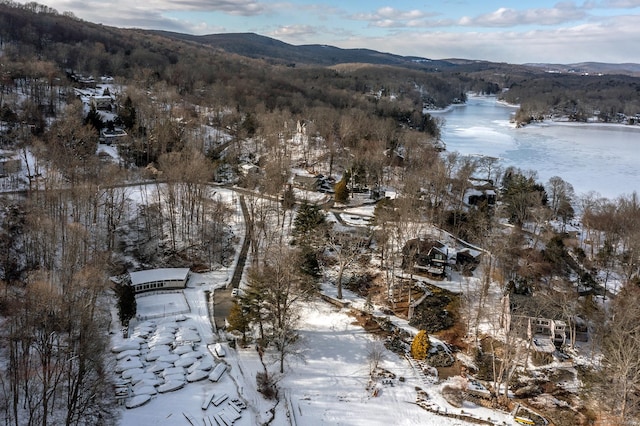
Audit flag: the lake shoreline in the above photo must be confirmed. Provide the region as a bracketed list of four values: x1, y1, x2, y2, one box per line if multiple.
[440, 95, 640, 133]
[433, 95, 640, 198]
[521, 119, 640, 133]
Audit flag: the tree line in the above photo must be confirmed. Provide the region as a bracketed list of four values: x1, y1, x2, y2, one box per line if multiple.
[1, 1, 640, 423]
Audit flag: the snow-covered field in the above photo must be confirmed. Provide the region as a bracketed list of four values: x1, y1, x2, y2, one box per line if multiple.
[275, 299, 512, 426]
[114, 271, 521, 426]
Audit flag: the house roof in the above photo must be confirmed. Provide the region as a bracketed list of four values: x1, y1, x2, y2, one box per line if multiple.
[402, 238, 446, 256]
[100, 128, 127, 137]
[531, 336, 556, 353]
[457, 247, 483, 259]
[129, 268, 190, 286]
[293, 174, 320, 183]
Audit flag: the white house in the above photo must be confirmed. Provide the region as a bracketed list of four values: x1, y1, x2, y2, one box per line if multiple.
[240, 163, 260, 176]
[99, 128, 128, 144]
[127, 268, 190, 294]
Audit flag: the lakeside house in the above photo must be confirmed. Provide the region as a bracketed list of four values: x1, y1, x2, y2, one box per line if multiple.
[402, 238, 450, 277]
[464, 178, 497, 207]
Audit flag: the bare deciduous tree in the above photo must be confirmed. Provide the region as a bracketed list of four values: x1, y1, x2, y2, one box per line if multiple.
[244, 245, 313, 374]
[599, 285, 640, 424]
[327, 229, 370, 300]
[366, 338, 386, 378]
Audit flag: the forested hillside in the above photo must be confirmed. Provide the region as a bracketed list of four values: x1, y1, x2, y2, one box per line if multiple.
[3, 1, 639, 123]
[1, 2, 640, 425]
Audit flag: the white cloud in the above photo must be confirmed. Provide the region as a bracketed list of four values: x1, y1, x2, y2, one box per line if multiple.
[348, 4, 597, 30]
[271, 24, 317, 38]
[371, 19, 397, 28]
[190, 22, 228, 34]
[351, 6, 433, 23]
[604, 0, 640, 7]
[377, 7, 424, 20]
[334, 14, 640, 63]
[459, 4, 587, 27]
[349, 6, 447, 29]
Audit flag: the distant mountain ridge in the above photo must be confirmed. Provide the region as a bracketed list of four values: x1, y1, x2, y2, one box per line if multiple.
[149, 31, 640, 77]
[0, 1, 637, 76]
[525, 62, 640, 76]
[148, 31, 457, 70]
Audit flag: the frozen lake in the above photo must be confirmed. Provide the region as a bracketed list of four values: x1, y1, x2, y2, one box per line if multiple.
[431, 96, 640, 199]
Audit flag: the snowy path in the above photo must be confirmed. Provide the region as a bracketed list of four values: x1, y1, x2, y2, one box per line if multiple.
[183, 284, 215, 346]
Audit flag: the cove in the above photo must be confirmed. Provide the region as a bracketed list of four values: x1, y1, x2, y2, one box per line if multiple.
[431, 96, 640, 199]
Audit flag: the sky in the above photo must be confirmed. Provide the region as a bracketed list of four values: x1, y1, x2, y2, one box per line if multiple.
[17, 0, 640, 64]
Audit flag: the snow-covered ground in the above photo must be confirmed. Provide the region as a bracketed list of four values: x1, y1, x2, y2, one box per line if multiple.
[274, 299, 511, 426]
[115, 270, 522, 426]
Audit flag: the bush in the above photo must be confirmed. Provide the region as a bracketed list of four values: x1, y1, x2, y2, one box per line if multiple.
[410, 330, 430, 360]
[256, 371, 277, 399]
[334, 178, 349, 203]
[442, 385, 464, 408]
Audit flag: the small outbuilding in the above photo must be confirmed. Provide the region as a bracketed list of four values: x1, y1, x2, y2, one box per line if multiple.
[99, 128, 128, 144]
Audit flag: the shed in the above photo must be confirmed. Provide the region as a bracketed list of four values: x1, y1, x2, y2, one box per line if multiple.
[240, 163, 259, 176]
[455, 247, 482, 273]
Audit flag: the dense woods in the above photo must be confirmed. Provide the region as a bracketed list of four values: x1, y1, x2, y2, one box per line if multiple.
[502, 73, 640, 124]
[1, 1, 640, 425]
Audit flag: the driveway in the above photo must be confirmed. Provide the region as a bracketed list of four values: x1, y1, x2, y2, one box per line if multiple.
[213, 195, 250, 331]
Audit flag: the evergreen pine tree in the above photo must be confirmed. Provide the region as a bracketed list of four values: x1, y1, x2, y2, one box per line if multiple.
[114, 283, 137, 327]
[84, 105, 104, 133]
[119, 96, 137, 130]
[293, 201, 326, 243]
[227, 300, 251, 346]
[298, 244, 321, 278]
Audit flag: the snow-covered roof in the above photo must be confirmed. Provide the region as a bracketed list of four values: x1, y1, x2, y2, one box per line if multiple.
[457, 247, 483, 259]
[129, 268, 190, 286]
[465, 188, 484, 197]
[531, 336, 556, 353]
